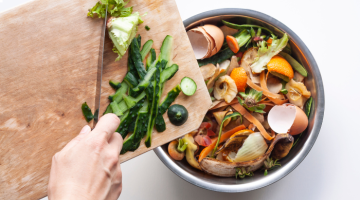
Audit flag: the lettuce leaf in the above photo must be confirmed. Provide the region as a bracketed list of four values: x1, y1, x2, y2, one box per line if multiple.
[250, 33, 289, 73]
[87, 0, 132, 18]
[108, 12, 143, 61]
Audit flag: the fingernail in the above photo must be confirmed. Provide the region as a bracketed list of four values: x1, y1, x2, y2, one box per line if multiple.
[80, 125, 91, 134]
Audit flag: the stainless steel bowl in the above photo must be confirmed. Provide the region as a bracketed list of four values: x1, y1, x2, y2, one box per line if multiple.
[154, 8, 325, 193]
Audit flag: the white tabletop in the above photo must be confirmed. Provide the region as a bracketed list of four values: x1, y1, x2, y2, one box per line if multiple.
[1, 0, 359, 199]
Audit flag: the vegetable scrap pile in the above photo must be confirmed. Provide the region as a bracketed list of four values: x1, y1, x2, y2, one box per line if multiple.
[82, 0, 198, 154]
[167, 20, 313, 178]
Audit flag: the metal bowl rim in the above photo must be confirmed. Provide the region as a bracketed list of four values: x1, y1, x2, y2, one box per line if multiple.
[154, 8, 325, 193]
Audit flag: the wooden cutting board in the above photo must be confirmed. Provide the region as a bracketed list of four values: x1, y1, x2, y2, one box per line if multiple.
[0, 0, 211, 199]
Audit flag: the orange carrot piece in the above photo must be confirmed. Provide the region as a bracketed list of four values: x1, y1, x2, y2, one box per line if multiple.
[267, 38, 273, 45]
[259, 71, 289, 105]
[232, 103, 274, 141]
[226, 35, 240, 53]
[209, 98, 238, 110]
[198, 125, 246, 162]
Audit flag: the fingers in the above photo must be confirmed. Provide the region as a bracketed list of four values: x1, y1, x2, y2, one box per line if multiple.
[108, 132, 123, 155]
[78, 125, 91, 136]
[105, 163, 122, 200]
[91, 114, 120, 141]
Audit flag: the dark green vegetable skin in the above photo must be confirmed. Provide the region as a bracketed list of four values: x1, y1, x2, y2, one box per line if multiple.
[109, 80, 121, 90]
[145, 61, 165, 147]
[116, 97, 146, 139]
[81, 102, 94, 122]
[130, 37, 147, 80]
[155, 84, 181, 132]
[198, 48, 234, 67]
[167, 104, 188, 126]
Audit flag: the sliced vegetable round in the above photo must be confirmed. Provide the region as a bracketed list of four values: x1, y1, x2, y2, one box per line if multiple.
[180, 77, 197, 96]
[167, 104, 188, 126]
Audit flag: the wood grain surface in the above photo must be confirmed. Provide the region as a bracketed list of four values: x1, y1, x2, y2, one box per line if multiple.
[0, 0, 211, 199]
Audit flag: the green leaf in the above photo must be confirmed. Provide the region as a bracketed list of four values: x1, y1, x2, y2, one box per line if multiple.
[212, 112, 242, 157]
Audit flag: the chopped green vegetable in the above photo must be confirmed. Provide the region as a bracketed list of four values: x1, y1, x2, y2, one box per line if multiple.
[87, 0, 132, 18]
[280, 89, 288, 94]
[103, 104, 113, 115]
[155, 84, 181, 132]
[109, 80, 121, 90]
[177, 138, 188, 152]
[250, 33, 289, 73]
[145, 64, 161, 147]
[120, 101, 149, 154]
[212, 112, 242, 156]
[304, 97, 313, 118]
[112, 82, 128, 103]
[222, 20, 274, 35]
[146, 48, 156, 69]
[116, 97, 146, 139]
[145, 25, 150, 31]
[159, 35, 174, 68]
[180, 77, 197, 96]
[232, 29, 251, 49]
[110, 101, 123, 116]
[197, 48, 234, 67]
[140, 39, 153, 61]
[279, 52, 308, 77]
[123, 72, 139, 88]
[160, 64, 178, 84]
[81, 102, 94, 122]
[132, 67, 157, 92]
[123, 92, 146, 108]
[130, 37, 147, 79]
[107, 12, 143, 61]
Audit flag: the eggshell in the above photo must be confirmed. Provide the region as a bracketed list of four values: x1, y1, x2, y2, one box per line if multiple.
[290, 106, 308, 135]
[194, 27, 214, 58]
[187, 29, 209, 59]
[268, 104, 308, 135]
[220, 25, 239, 36]
[202, 25, 224, 53]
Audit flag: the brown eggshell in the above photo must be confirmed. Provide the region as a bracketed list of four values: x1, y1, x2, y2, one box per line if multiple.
[199, 27, 217, 57]
[202, 25, 224, 53]
[289, 106, 308, 135]
[187, 28, 210, 59]
[194, 27, 213, 58]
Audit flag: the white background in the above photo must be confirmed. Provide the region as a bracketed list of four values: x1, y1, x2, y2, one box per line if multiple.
[1, 0, 360, 199]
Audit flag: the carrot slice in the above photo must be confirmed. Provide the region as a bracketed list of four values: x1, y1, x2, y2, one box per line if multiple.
[267, 38, 273, 45]
[198, 125, 246, 162]
[259, 71, 289, 105]
[247, 79, 283, 99]
[232, 103, 274, 141]
[226, 35, 240, 53]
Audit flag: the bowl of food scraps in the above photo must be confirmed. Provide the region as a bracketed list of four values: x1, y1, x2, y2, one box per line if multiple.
[154, 8, 325, 193]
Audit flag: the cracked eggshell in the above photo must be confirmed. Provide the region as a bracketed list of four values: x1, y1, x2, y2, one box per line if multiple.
[187, 28, 210, 59]
[202, 25, 224, 53]
[268, 104, 308, 135]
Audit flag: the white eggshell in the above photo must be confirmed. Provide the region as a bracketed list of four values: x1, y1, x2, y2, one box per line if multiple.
[268, 104, 297, 134]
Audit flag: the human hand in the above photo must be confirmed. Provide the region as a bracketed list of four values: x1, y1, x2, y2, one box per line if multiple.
[48, 114, 123, 200]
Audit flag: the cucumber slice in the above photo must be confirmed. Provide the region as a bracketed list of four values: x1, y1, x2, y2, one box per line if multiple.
[180, 77, 197, 96]
[140, 39, 153, 61]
